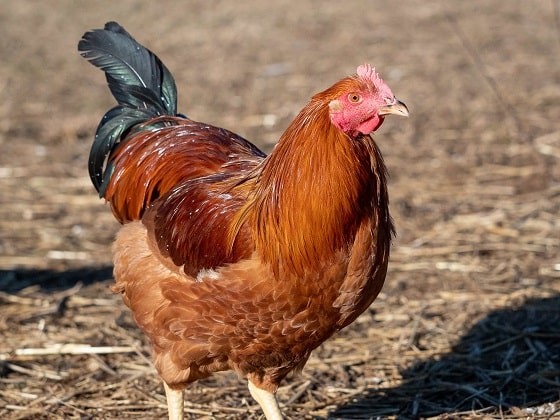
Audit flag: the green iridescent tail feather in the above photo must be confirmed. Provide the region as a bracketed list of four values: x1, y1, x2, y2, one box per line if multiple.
[78, 21, 179, 196]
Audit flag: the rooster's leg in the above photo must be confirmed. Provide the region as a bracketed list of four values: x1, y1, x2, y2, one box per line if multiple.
[163, 382, 184, 420]
[248, 380, 283, 420]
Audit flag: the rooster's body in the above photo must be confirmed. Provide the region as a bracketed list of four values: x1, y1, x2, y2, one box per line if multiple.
[79, 22, 408, 419]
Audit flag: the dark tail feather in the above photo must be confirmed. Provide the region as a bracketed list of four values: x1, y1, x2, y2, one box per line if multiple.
[78, 21, 179, 195]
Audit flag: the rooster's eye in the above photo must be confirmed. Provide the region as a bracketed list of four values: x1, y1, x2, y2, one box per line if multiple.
[348, 93, 362, 104]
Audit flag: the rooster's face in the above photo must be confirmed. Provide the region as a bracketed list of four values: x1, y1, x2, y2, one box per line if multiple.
[328, 64, 408, 137]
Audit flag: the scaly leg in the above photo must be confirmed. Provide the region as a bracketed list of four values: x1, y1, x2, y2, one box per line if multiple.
[248, 380, 283, 420]
[163, 382, 184, 420]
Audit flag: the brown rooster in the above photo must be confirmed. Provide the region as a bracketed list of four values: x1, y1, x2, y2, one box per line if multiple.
[79, 22, 408, 420]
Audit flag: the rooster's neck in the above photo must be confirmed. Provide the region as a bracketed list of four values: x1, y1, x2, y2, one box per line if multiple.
[249, 100, 393, 277]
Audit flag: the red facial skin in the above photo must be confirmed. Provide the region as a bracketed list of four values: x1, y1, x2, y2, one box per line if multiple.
[329, 64, 397, 138]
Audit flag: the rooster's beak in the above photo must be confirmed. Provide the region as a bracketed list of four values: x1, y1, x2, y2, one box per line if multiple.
[378, 98, 409, 117]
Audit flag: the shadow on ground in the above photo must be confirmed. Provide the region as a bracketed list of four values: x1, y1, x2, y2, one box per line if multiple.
[0, 266, 113, 293]
[331, 296, 560, 419]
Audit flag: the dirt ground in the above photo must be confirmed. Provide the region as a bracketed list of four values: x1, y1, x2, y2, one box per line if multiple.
[1, 1, 559, 419]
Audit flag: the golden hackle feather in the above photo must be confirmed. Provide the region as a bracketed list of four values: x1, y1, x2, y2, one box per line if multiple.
[231, 76, 394, 277]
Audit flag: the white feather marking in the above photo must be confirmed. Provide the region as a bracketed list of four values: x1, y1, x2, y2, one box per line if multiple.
[196, 268, 221, 282]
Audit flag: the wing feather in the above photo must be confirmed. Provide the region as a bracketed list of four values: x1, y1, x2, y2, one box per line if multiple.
[104, 117, 265, 222]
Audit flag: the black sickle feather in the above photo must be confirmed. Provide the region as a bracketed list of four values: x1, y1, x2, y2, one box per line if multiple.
[78, 21, 179, 195]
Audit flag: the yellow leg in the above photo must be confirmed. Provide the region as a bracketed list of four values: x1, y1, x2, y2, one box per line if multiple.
[248, 380, 283, 420]
[163, 382, 184, 420]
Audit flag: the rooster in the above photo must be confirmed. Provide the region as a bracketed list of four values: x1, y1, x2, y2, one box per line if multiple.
[79, 22, 408, 420]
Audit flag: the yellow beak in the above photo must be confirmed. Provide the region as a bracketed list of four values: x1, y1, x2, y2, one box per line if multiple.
[378, 98, 409, 117]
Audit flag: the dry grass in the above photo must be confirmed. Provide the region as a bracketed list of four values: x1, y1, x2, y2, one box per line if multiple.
[1, 1, 559, 418]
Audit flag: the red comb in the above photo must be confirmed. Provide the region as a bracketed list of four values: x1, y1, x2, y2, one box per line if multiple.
[357, 64, 383, 86]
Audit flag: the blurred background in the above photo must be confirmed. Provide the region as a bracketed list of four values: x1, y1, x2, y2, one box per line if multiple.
[1, 1, 559, 418]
